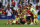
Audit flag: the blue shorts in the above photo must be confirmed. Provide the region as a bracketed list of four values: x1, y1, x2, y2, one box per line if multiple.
[7, 16, 11, 19]
[11, 14, 15, 19]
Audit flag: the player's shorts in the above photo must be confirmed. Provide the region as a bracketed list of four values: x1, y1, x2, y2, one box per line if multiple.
[20, 18, 25, 24]
[31, 15, 34, 20]
[26, 16, 31, 20]
[11, 14, 15, 19]
[7, 16, 11, 19]
[12, 20, 16, 23]
[12, 20, 18, 24]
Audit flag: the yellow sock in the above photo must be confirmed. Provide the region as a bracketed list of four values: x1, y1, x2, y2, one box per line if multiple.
[36, 19, 38, 23]
[34, 19, 36, 23]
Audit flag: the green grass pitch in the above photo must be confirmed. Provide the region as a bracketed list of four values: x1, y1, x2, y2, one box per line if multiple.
[0, 19, 40, 27]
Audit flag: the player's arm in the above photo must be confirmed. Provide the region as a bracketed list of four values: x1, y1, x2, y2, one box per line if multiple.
[10, 9, 13, 14]
[11, 11, 13, 14]
[6, 10, 8, 14]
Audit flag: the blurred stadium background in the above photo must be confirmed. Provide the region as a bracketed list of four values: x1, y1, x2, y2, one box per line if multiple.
[0, 0, 40, 19]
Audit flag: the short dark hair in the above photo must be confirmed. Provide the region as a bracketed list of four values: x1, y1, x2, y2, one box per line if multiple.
[29, 5, 31, 7]
[29, 3, 32, 7]
[30, 4, 32, 6]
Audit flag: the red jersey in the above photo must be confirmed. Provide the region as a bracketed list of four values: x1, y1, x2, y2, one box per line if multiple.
[27, 10, 33, 15]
